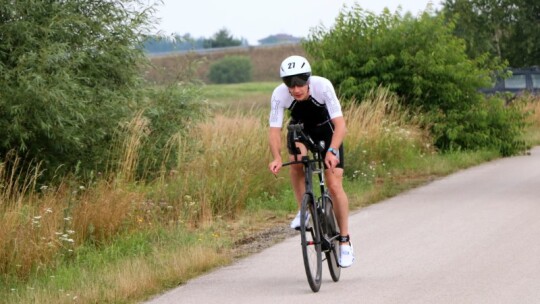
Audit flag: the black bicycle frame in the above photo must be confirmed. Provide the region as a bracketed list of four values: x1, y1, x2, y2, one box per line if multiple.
[282, 123, 327, 202]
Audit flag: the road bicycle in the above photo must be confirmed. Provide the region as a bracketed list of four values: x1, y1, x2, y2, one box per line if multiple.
[282, 123, 341, 292]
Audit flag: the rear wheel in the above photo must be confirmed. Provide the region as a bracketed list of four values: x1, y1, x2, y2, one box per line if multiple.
[323, 194, 341, 282]
[300, 193, 322, 292]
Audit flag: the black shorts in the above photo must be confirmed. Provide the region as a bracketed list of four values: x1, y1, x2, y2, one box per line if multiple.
[286, 122, 344, 169]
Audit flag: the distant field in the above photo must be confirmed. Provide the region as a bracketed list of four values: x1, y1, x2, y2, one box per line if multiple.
[203, 82, 279, 113]
[145, 43, 306, 85]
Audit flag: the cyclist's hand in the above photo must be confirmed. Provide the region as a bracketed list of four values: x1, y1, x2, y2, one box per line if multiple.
[325, 153, 339, 172]
[269, 159, 282, 175]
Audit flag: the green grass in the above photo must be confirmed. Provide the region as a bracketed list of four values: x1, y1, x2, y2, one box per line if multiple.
[203, 81, 279, 112]
[203, 82, 279, 98]
[246, 188, 298, 213]
[3, 226, 231, 304]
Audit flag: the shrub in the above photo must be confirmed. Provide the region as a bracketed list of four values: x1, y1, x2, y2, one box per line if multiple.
[127, 84, 208, 179]
[0, 1, 208, 183]
[303, 5, 526, 155]
[208, 56, 252, 84]
[344, 87, 433, 181]
[0, 1, 154, 180]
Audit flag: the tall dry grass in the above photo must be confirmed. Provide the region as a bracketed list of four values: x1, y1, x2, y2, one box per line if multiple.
[0, 111, 152, 282]
[521, 96, 540, 126]
[521, 96, 540, 145]
[149, 111, 279, 225]
[0, 154, 64, 280]
[344, 87, 433, 181]
[116, 110, 151, 183]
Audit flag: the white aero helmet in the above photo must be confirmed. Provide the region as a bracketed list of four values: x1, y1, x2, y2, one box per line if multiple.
[280, 55, 311, 78]
[279, 55, 311, 87]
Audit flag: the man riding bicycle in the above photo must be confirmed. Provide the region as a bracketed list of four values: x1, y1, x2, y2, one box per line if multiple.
[268, 55, 355, 268]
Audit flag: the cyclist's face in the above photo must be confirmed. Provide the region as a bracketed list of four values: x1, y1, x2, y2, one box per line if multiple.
[288, 84, 309, 101]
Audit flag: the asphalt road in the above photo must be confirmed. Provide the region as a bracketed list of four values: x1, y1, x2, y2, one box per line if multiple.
[145, 146, 540, 304]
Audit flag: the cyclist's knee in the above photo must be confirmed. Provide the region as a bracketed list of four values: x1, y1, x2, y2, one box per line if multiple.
[327, 180, 344, 194]
[289, 163, 304, 176]
[325, 173, 344, 193]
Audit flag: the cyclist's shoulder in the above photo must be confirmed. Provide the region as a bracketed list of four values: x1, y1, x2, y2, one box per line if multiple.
[309, 75, 333, 87]
[271, 84, 293, 104]
[308, 76, 337, 101]
[308, 76, 336, 95]
[272, 83, 289, 96]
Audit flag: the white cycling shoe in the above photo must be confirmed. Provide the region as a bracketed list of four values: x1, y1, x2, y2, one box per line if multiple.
[339, 242, 355, 268]
[290, 211, 310, 230]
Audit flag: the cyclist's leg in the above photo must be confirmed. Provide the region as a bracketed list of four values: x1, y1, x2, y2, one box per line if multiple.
[325, 167, 355, 267]
[289, 142, 308, 208]
[286, 128, 308, 208]
[312, 126, 350, 240]
[324, 167, 349, 239]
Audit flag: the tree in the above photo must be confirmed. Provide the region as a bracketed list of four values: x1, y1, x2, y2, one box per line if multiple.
[0, 0, 158, 178]
[203, 28, 244, 48]
[258, 34, 302, 45]
[504, 0, 540, 67]
[143, 33, 206, 53]
[207, 56, 252, 84]
[303, 5, 526, 155]
[442, 0, 540, 67]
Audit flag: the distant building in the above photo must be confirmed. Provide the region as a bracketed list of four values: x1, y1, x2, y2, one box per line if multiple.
[258, 34, 303, 45]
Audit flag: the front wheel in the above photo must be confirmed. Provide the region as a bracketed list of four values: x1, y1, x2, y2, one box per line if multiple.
[300, 193, 322, 292]
[323, 194, 341, 282]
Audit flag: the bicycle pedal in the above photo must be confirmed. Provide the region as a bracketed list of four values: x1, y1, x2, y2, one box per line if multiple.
[321, 242, 331, 251]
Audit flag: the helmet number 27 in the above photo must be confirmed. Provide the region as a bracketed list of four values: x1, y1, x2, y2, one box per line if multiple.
[288, 62, 306, 69]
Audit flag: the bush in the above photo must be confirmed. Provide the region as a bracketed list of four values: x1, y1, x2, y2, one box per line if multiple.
[0, 1, 208, 182]
[429, 96, 527, 156]
[207, 56, 252, 84]
[0, 1, 153, 180]
[128, 85, 208, 179]
[303, 5, 526, 155]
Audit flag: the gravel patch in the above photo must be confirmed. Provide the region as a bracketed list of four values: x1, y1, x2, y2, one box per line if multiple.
[232, 224, 298, 259]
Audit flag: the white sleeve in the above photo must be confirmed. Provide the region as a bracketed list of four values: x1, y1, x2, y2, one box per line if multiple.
[269, 92, 284, 128]
[323, 79, 342, 119]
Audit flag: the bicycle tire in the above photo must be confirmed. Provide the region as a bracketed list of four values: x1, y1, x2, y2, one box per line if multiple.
[300, 193, 322, 292]
[323, 194, 341, 282]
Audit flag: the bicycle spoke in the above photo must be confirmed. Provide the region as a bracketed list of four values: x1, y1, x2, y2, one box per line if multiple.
[323, 194, 341, 282]
[301, 193, 322, 292]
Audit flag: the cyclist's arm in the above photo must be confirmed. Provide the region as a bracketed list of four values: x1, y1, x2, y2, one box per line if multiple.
[329, 116, 347, 150]
[320, 78, 346, 150]
[269, 127, 283, 174]
[325, 116, 347, 170]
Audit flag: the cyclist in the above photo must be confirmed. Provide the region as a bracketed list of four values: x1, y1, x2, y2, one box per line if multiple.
[268, 55, 354, 268]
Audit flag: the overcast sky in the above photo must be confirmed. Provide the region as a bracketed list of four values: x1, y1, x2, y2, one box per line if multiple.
[154, 0, 441, 45]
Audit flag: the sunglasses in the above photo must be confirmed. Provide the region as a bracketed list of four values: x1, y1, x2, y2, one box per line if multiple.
[282, 74, 310, 88]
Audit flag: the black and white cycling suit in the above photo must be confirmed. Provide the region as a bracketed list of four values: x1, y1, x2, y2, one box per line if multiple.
[269, 76, 345, 168]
